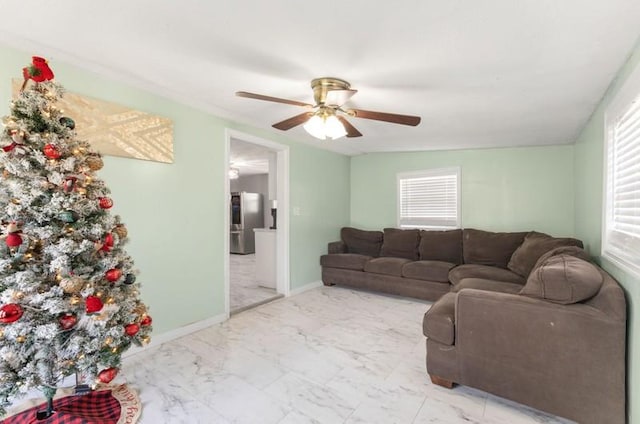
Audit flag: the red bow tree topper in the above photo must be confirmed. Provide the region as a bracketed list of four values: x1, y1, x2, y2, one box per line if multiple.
[22, 56, 54, 83]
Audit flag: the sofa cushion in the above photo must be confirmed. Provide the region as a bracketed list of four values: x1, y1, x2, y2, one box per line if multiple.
[463, 229, 528, 269]
[364, 257, 412, 276]
[423, 292, 456, 345]
[320, 254, 372, 271]
[452, 278, 523, 294]
[508, 231, 584, 277]
[419, 229, 463, 264]
[520, 254, 603, 304]
[402, 260, 455, 283]
[341, 227, 384, 257]
[328, 240, 346, 254]
[449, 264, 525, 286]
[380, 228, 420, 260]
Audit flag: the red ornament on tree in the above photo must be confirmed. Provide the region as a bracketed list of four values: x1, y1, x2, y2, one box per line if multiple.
[4, 221, 23, 248]
[43, 144, 61, 159]
[97, 367, 118, 384]
[5, 233, 22, 248]
[100, 233, 114, 252]
[99, 197, 113, 209]
[0, 304, 23, 323]
[85, 295, 103, 313]
[140, 315, 152, 326]
[124, 323, 140, 336]
[58, 313, 77, 330]
[4, 229, 22, 247]
[105, 268, 122, 282]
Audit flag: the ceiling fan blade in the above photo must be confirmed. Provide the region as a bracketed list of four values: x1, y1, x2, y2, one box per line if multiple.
[337, 116, 362, 138]
[236, 91, 313, 108]
[325, 89, 358, 106]
[347, 108, 421, 126]
[272, 112, 313, 131]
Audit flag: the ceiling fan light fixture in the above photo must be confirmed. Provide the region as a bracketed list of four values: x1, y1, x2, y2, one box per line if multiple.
[237, 76, 420, 140]
[303, 115, 325, 139]
[325, 115, 347, 139]
[303, 113, 347, 140]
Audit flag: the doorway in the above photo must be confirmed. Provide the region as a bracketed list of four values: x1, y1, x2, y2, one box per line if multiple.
[224, 129, 290, 316]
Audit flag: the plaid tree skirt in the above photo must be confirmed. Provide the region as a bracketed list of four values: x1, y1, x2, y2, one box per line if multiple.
[2, 385, 141, 424]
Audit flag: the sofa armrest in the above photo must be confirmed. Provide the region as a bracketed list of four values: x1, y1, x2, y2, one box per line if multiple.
[328, 240, 346, 254]
[455, 289, 625, 343]
[453, 289, 625, 424]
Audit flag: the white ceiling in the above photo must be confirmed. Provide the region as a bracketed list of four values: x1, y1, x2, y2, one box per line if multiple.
[1, 1, 639, 156]
[230, 138, 271, 176]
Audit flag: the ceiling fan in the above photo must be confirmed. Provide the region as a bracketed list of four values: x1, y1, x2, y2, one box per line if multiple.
[236, 77, 421, 140]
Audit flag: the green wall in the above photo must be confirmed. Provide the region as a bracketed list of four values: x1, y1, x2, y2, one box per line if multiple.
[351, 145, 575, 236]
[0, 45, 351, 334]
[574, 38, 640, 424]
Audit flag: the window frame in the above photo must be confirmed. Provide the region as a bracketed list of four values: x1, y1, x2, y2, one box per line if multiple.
[396, 166, 461, 230]
[602, 60, 640, 278]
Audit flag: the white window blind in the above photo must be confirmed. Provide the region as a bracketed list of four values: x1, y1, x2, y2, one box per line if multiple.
[603, 62, 640, 277]
[397, 167, 460, 229]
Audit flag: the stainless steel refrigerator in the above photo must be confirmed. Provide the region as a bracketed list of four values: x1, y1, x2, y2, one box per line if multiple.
[230, 192, 263, 254]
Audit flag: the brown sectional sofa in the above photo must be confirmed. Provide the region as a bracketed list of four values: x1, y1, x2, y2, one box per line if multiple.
[321, 227, 535, 299]
[320, 227, 627, 424]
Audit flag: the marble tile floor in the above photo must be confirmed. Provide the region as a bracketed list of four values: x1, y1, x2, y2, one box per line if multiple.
[230, 253, 281, 313]
[119, 286, 574, 424]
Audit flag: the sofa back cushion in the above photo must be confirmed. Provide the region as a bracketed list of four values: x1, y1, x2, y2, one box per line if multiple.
[507, 231, 584, 277]
[536, 248, 623, 320]
[341, 227, 383, 257]
[462, 229, 528, 269]
[380, 228, 420, 260]
[532, 245, 591, 271]
[520, 254, 603, 304]
[419, 229, 463, 264]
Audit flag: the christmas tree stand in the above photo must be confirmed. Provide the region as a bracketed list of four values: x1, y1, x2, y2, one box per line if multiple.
[2, 385, 141, 424]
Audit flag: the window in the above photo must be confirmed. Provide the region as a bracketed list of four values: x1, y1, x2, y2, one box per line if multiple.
[603, 62, 640, 277]
[397, 167, 460, 229]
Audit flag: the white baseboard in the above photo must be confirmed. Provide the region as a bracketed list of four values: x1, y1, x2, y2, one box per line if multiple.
[123, 281, 322, 359]
[288, 280, 323, 297]
[123, 312, 228, 359]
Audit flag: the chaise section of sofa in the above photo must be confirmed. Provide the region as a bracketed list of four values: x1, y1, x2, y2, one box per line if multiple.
[423, 248, 626, 424]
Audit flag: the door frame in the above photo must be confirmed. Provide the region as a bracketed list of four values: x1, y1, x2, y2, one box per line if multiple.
[223, 129, 290, 317]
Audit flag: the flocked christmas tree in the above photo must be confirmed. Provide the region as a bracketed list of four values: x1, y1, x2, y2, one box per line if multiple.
[0, 57, 152, 417]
